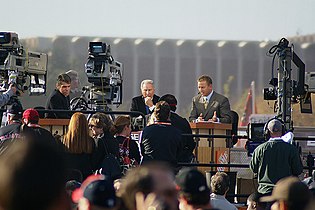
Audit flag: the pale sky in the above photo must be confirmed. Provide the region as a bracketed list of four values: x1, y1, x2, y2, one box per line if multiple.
[1, 0, 314, 41]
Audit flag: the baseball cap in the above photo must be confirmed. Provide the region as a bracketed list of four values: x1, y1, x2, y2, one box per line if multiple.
[72, 175, 117, 208]
[260, 176, 311, 203]
[267, 119, 283, 133]
[65, 180, 81, 195]
[22, 108, 39, 122]
[7, 103, 23, 115]
[176, 167, 210, 194]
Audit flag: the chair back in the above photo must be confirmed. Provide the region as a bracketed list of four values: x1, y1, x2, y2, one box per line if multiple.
[229, 110, 239, 145]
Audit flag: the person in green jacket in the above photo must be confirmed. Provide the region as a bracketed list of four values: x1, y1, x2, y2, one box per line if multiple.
[250, 119, 303, 195]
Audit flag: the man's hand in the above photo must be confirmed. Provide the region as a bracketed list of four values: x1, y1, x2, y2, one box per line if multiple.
[209, 111, 218, 122]
[145, 97, 154, 107]
[197, 113, 204, 122]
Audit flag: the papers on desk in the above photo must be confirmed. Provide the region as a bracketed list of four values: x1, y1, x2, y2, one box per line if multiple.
[193, 119, 221, 123]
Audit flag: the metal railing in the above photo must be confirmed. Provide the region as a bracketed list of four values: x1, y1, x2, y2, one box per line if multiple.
[0, 108, 147, 126]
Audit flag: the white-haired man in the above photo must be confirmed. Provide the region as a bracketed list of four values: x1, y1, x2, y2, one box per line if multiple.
[130, 79, 160, 116]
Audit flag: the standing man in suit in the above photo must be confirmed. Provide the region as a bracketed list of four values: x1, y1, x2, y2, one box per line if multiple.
[189, 75, 231, 123]
[130, 79, 160, 116]
[159, 94, 196, 163]
[46, 73, 72, 119]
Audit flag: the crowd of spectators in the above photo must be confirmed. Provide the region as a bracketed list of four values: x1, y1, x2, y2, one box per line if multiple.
[1, 139, 313, 210]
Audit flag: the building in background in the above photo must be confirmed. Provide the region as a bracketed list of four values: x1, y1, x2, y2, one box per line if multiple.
[21, 35, 315, 117]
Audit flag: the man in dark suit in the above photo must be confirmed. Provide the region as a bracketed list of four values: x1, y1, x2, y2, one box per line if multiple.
[46, 73, 72, 119]
[189, 75, 231, 123]
[159, 94, 196, 163]
[130, 79, 160, 116]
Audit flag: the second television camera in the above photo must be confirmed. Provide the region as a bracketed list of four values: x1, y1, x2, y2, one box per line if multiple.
[0, 32, 48, 96]
[85, 42, 123, 105]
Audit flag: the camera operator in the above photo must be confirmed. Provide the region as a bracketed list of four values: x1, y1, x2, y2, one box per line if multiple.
[66, 69, 82, 100]
[250, 119, 303, 199]
[0, 84, 17, 107]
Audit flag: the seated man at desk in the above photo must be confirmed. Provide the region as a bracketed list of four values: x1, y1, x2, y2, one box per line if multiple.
[46, 73, 72, 119]
[130, 79, 160, 116]
[189, 75, 231, 123]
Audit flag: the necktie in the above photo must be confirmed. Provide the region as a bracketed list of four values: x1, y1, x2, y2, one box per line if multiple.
[204, 97, 208, 109]
[145, 105, 150, 114]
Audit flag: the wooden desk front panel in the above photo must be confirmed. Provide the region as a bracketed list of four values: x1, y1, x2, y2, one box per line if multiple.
[39, 119, 70, 136]
[190, 122, 232, 167]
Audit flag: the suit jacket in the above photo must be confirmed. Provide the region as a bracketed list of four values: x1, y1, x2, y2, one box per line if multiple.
[130, 94, 160, 116]
[189, 91, 231, 123]
[170, 112, 196, 162]
[46, 89, 71, 119]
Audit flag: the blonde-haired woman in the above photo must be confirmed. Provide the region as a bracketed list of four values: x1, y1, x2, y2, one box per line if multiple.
[111, 115, 140, 174]
[62, 112, 95, 180]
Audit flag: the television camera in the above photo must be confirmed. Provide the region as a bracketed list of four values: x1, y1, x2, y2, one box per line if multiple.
[70, 41, 123, 111]
[246, 38, 310, 156]
[0, 32, 48, 97]
[262, 38, 309, 130]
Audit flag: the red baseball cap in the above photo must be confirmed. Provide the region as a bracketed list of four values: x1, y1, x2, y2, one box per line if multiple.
[23, 108, 39, 121]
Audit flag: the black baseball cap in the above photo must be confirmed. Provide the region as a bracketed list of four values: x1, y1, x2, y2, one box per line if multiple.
[65, 180, 81, 195]
[176, 167, 210, 194]
[72, 175, 117, 208]
[7, 103, 23, 115]
[267, 119, 283, 133]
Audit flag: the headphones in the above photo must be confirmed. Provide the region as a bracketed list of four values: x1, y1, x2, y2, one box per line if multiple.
[263, 118, 286, 140]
